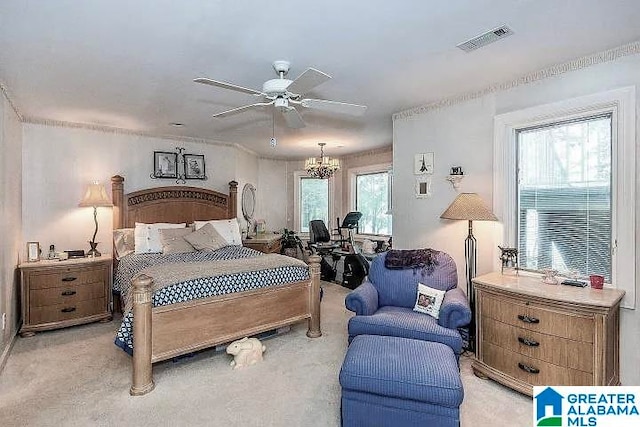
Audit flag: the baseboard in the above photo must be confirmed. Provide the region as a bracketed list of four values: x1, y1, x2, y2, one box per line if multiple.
[0, 330, 18, 374]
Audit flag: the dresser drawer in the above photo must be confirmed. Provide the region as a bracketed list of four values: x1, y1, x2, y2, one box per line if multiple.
[30, 281, 106, 307]
[482, 294, 594, 342]
[483, 342, 592, 386]
[482, 317, 593, 372]
[28, 267, 106, 290]
[29, 298, 106, 324]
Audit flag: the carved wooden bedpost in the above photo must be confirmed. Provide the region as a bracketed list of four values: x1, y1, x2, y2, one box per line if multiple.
[111, 175, 124, 230]
[229, 181, 238, 219]
[306, 254, 322, 338]
[130, 274, 155, 396]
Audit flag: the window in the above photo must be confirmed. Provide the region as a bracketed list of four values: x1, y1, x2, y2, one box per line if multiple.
[494, 87, 635, 309]
[516, 115, 612, 280]
[355, 171, 392, 235]
[297, 176, 329, 233]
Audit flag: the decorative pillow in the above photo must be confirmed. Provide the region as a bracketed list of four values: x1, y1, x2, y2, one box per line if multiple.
[184, 223, 228, 251]
[134, 222, 187, 254]
[113, 228, 135, 259]
[159, 228, 196, 254]
[193, 219, 243, 245]
[413, 283, 446, 319]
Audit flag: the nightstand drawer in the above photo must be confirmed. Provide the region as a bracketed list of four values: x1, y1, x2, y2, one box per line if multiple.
[30, 281, 106, 307]
[483, 342, 592, 386]
[29, 267, 105, 290]
[482, 317, 593, 372]
[30, 298, 106, 324]
[482, 294, 594, 342]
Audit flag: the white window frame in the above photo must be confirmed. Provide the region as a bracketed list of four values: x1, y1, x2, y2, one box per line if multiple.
[493, 87, 635, 309]
[349, 163, 393, 238]
[293, 171, 335, 235]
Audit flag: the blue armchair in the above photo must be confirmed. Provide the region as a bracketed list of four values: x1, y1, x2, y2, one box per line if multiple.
[345, 250, 471, 356]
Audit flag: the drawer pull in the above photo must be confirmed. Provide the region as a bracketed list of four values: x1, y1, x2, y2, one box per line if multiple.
[60, 307, 76, 313]
[61, 277, 77, 282]
[61, 290, 77, 296]
[517, 314, 540, 324]
[518, 363, 540, 374]
[518, 337, 540, 347]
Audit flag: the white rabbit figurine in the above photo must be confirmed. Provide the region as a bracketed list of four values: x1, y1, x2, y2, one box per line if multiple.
[226, 337, 266, 369]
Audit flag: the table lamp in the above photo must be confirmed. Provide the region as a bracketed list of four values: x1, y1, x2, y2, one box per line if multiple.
[79, 181, 113, 257]
[440, 193, 498, 352]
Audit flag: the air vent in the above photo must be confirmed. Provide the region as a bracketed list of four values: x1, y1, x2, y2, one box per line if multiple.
[457, 25, 514, 53]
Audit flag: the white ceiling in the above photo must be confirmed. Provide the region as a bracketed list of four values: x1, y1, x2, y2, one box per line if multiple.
[2, 0, 640, 158]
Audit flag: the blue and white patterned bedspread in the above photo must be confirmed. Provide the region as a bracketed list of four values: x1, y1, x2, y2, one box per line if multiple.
[114, 246, 309, 354]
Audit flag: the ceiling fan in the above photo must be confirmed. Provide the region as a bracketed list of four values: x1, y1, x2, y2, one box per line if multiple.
[194, 60, 367, 129]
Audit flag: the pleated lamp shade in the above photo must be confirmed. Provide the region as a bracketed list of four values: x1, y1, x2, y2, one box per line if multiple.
[79, 181, 113, 207]
[440, 193, 497, 222]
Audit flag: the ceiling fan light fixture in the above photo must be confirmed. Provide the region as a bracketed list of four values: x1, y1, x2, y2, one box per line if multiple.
[305, 143, 340, 179]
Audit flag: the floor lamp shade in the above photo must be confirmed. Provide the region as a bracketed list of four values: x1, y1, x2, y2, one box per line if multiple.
[79, 181, 113, 257]
[441, 193, 497, 352]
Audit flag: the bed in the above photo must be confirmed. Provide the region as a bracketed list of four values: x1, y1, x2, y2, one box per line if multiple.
[111, 175, 321, 396]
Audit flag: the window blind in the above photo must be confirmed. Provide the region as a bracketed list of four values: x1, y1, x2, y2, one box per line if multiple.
[516, 114, 612, 281]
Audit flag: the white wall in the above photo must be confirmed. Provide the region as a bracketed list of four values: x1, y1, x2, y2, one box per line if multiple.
[21, 124, 283, 252]
[392, 53, 640, 385]
[0, 91, 22, 361]
[257, 158, 288, 232]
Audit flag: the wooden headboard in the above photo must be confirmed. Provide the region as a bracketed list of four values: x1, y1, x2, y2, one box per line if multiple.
[111, 175, 238, 229]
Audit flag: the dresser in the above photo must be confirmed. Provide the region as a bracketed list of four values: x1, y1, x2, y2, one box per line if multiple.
[243, 233, 282, 254]
[472, 272, 624, 396]
[19, 256, 112, 336]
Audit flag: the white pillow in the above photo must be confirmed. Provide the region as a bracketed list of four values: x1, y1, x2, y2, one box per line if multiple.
[134, 222, 187, 254]
[413, 283, 446, 319]
[193, 219, 243, 246]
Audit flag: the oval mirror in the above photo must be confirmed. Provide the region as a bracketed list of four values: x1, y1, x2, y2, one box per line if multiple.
[241, 183, 256, 222]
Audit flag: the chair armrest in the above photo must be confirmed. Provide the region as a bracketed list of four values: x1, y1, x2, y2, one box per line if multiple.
[438, 287, 472, 330]
[345, 281, 379, 316]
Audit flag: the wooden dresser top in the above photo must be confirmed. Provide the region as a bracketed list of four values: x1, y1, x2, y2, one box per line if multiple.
[473, 272, 625, 309]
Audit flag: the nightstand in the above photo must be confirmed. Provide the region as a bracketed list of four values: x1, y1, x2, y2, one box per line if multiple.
[19, 256, 113, 337]
[243, 233, 282, 254]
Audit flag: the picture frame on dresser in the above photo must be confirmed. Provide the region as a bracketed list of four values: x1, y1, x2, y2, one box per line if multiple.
[26, 241, 40, 262]
[153, 151, 178, 178]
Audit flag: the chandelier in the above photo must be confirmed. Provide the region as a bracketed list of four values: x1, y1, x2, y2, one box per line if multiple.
[305, 143, 340, 179]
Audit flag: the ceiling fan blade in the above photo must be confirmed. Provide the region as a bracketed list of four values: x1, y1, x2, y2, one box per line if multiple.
[286, 68, 331, 95]
[212, 101, 273, 118]
[194, 77, 264, 96]
[282, 107, 306, 129]
[301, 99, 367, 116]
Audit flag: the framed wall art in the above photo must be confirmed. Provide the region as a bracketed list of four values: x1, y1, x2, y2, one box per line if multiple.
[414, 153, 434, 175]
[153, 151, 178, 179]
[184, 154, 206, 180]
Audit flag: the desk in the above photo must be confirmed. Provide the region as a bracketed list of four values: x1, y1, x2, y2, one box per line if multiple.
[243, 233, 282, 254]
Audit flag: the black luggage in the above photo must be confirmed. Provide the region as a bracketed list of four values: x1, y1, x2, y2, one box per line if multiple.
[342, 254, 369, 289]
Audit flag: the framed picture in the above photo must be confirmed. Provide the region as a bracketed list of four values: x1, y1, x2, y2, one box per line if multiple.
[184, 154, 206, 180]
[414, 153, 434, 175]
[27, 242, 40, 262]
[153, 151, 178, 178]
[415, 177, 432, 198]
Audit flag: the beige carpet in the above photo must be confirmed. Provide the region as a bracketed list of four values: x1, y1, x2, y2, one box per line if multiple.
[0, 283, 531, 426]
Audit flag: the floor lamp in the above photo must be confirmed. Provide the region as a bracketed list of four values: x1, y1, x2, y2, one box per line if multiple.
[440, 193, 497, 353]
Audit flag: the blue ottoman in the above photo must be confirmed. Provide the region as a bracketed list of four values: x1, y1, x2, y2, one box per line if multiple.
[339, 335, 463, 427]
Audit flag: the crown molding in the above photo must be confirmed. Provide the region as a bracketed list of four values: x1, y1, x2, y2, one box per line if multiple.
[0, 81, 24, 121]
[22, 116, 240, 148]
[393, 39, 640, 121]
